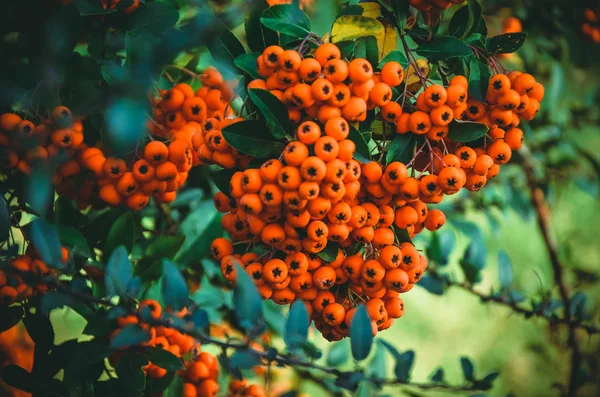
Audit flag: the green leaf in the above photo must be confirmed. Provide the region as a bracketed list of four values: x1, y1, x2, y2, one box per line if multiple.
[145, 236, 185, 261]
[161, 260, 188, 312]
[284, 300, 309, 350]
[448, 120, 487, 142]
[111, 325, 151, 349]
[222, 120, 286, 158]
[317, 242, 340, 262]
[430, 368, 445, 382]
[233, 263, 264, 331]
[0, 198, 10, 242]
[128, 2, 179, 36]
[326, 339, 350, 367]
[416, 36, 472, 61]
[497, 250, 513, 290]
[386, 135, 413, 164]
[248, 88, 292, 139]
[0, 365, 33, 393]
[234, 53, 262, 79]
[417, 275, 444, 295]
[569, 292, 587, 321]
[39, 291, 74, 315]
[487, 33, 527, 55]
[350, 305, 373, 361]
[460, 356, 475, 381]
[427, 228, 455, 266]
[355, 36, 379, 67]
[30, 219, 63, 268]
[75, 0, 116, 15]
[175, 200, 221, 266]
[337, 40, 358, 59]
[105, 246, 133, 298]
[261, 4, 311, 38]
[0, 306, 24, 333]
[229, 350, 262, 370]
[23, 314, 54, 349]
[378, 51, 409, 69]
[349, 125, 371, 163]
[56, 225, 91, 258]
[144, 347, 184, 371]
[205, 14, 246, 70]
[394, 350, 415, 381]
[103, 212, 135, 259]
[391, 0, 410, 31]
[115, 351, 148, 392]
[468, 55, 491, 102]
[448, 0, 482, 39]
[105, 98, 147, 156]
[368, 342, 387, 380]
[25, 166, 52, 217]
[480, 371, 500, 389]
[163, 375, 184, 397]
[460, 239, 486, 284]
[246, 0, 279, 52]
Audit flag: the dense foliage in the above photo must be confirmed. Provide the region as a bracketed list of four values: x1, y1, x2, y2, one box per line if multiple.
[1, 0, 599, 396]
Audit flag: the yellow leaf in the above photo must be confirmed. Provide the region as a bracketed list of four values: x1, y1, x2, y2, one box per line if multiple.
[381, 23, 398, 60]
[331, 15, 385, 47]
[359, 2, 381, 19]
[406, 59, 430, 94]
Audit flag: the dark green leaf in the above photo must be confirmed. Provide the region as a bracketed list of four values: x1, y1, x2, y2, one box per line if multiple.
[248, 88, 292, 139]
[350, 305, 373, 361]
[460, 356, 475, 381]
[103, 212, 135, 259]
[368, 342, 387, 380]
[115, 351, 148, 392]
[104, 98, 147, 156]
[205, 15, 246, 71]
[163, 375, 184, 397]
[39, 291, 74, 315]
[261, 4, 311, 38]
[326, 339, 350, 367]
[26, 166, 52, 216]
[337, 40, 358, 59]
[349, 125, 371, 163]
[284, 300, 309, 350]
[317, 242, 340, 262]
[229, 350, 262, 370]
[356, 36, 379, 67]
[0, 365, 33, 392]
[497, 250, 513, 289]
[56, 225, 91, 258]
[234, 53, 262, 79]
[415, 36, 472, 61]
[161, 260, 188, 311]
[191, 309, 209, 329]
[427, 228, 455, 265]
[378, 51, 409, 70]
[175, 201, 221, 266]
[448, 0, 482, 39]
[468, 55, 492, 102]
[145, 236, 185, 261]
[128, 2, 179, 36]
[569, 292, 587, 321]
[0, 198, 10, 242]
[246, 0, 278, 52]
[0, 306, 24, 333]
[417, 275, 444, 295]
[222, 120, 286, 158]
[30, 219, 63, 268]
[23, 314, 54, 348]
[233, 263, 264, 331]
[395, 350, 415, 381]
[480, 371, 500, 388]
[391, 0, 410, 31]
[461, 240, 486, 283]
[386, 135, 413, 164]
[75, 0, 116, 15]
[105, 246, 133, 298]
[431, 368, 445, 382]
[339, 5, 364, 16]
[448, 120, 487, 142]
[110, 325, 151, 349]
[212, 169, 236, 195]
[144, 347, 184, 371]
[487, 33, 527, 55]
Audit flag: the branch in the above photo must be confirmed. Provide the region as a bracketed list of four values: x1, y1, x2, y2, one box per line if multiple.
[427, 267, 600, 335]
[34, 275, 488, 394]
[518, 145, 581, 396]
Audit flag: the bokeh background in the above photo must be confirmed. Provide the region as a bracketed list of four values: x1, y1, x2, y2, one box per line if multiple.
[1, 0, 600, 396]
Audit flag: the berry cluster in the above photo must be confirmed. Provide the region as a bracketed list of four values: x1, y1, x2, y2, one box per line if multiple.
[582, 8, 600, 43]
[111, 300, 221, 397]
[207, 38, 544, 340]
[0, 248, 68, 305]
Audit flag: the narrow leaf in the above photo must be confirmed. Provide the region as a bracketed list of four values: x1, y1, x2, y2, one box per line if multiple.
[30, 219, 63, 268]
[161, 260, 188, 311]
[448, 120, 487, 142]
[248, 88, 292, 139]
[284, 301, 309, 349]
[261, 4, 311, 38]
[497, 249, 513, 289]
[233, 263, 264, 331]
[350, 305, 373, 361]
